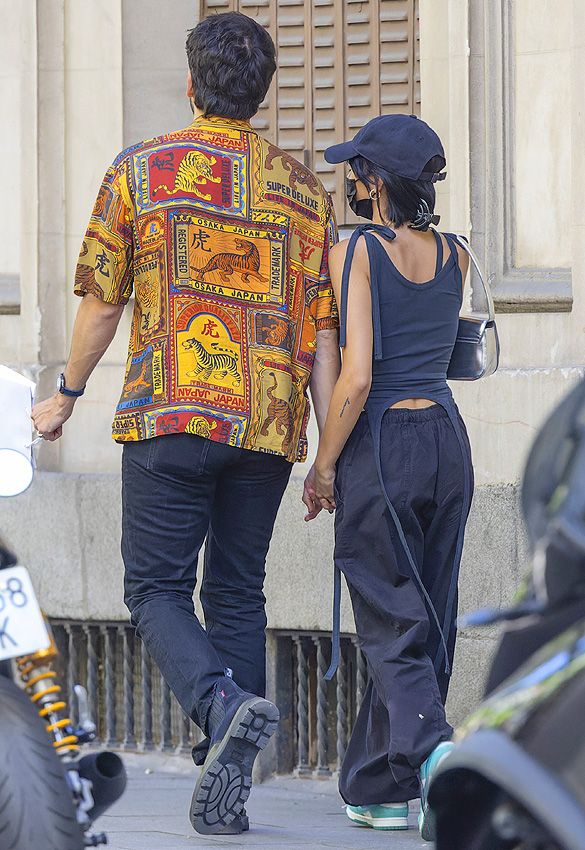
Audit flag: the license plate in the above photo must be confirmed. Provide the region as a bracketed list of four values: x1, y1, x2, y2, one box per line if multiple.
[0, 566, 51, 661]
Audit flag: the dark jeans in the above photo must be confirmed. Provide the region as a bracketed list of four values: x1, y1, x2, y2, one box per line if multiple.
[121, 434, 292, 731]
[335, 407, 473, 804]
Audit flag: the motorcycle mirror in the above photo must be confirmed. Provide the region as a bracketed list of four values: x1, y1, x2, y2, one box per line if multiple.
[0, 448, 33, 497]
[458, 599, 544, 628]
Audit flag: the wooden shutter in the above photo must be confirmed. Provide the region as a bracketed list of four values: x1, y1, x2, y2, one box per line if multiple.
[239, 0, 278, 142]
[200, 0, 421, 222]
[201, 0, 235, 13]
[271, 0, 310, 158]
[379, 0, 420, 114]
[311, 0, 344, 211]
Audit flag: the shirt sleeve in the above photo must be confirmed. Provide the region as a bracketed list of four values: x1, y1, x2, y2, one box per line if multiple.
[74, 156, 134, 305]
[311, 197, 340, 332]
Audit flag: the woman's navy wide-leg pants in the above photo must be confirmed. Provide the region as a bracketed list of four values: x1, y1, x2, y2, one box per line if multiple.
[335, 405, 473, 804]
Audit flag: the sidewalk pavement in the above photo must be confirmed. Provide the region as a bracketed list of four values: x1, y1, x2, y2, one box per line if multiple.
[97, 753, 428, 850]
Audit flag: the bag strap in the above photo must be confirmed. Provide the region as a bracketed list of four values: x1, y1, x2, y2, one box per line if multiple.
[440, 231, 495, 322]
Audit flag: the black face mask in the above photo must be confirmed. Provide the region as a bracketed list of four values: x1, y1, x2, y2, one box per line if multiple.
[345, 177, 373, 220]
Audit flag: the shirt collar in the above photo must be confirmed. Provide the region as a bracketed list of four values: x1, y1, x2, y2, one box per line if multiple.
[190, 114, 254, 132]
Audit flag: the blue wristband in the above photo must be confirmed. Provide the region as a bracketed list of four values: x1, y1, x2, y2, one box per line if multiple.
[58, 372, 85, 397]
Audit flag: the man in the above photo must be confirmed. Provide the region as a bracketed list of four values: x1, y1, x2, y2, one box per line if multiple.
[32, 11, 339, 837]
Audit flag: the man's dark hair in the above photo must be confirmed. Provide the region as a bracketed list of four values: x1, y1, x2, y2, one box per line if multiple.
[350, 155, 443, 227]
[186, 12, 276, 121]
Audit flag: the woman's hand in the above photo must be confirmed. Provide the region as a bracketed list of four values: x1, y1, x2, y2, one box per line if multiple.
[302, 462, 337, 520]
[314, 461, 337, 514]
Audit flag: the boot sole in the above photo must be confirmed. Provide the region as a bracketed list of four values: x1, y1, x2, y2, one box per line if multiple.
[190, 697, 279, 835]
[212, 812, 250, 835]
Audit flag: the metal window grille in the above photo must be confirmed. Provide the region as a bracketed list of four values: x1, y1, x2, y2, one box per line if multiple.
[50, 621, 204, 753]
[287, 633, 365, 776]
[47, 621, 363, 775]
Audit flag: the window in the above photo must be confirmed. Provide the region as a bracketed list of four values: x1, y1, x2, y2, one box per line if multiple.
[201, 0, 420, 223]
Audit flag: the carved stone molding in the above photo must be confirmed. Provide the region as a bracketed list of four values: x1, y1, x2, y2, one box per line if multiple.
[469, 0, 572, 313]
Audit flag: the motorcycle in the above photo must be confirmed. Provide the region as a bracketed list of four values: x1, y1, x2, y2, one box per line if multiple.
[429, 377, 585, 850]
[0, 367, 126, 849]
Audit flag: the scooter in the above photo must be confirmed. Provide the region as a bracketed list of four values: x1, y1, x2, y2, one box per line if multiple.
[0, 367, 126, 849]
[429, 378, 585, 850]
[0, 535, 127, 848]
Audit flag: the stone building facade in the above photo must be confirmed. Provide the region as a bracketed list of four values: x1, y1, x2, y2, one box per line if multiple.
[0, 0, 583, 741]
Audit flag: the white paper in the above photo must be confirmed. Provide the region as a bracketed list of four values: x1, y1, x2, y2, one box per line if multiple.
[0, 366, 35, 457]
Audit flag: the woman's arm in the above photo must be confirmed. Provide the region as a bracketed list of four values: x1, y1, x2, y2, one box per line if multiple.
[312, 237, 373, 512]
[302, 328, 342, 521]
[309, 329, 342, 434]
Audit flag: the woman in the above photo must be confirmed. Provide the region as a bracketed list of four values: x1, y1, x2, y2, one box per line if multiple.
[303, 114, 474, 840]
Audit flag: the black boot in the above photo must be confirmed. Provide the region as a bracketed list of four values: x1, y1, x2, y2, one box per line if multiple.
[190, 676, 279, 835]
[191, 738, 210, 766]
[211, 810, 250, 834]
[192, 738, 249, 833]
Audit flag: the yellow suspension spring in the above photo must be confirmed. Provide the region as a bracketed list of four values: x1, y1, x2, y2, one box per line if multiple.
[16, 630, 80, 758]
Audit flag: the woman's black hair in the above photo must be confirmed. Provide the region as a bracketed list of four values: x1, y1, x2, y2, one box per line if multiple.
[186, 13, 276, 121]
[350, 155, 444, 228]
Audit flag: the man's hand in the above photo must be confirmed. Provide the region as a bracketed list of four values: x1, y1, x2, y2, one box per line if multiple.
[302, 464, 323, 521]
[314, 462, 336, 514]
[31, 393, 76, 442]
[29, 293, 125, 444]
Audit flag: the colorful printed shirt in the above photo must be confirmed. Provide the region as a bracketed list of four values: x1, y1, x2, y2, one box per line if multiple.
[74, 115, 338, 463]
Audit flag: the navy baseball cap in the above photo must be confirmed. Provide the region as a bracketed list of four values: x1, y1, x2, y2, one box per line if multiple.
[324, 114, 447, 183]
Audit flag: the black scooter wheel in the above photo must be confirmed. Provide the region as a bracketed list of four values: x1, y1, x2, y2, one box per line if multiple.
[0, 674, 84, 850]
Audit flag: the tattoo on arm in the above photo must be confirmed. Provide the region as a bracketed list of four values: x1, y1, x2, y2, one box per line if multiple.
[340, 397, 350, 418]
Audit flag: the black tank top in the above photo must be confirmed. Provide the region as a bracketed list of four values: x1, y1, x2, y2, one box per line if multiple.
[340, 225, 462, 407]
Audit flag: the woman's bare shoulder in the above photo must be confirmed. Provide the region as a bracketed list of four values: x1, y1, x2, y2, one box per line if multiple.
[329, 238, 350, 263]
[329, 235, 368, 271]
